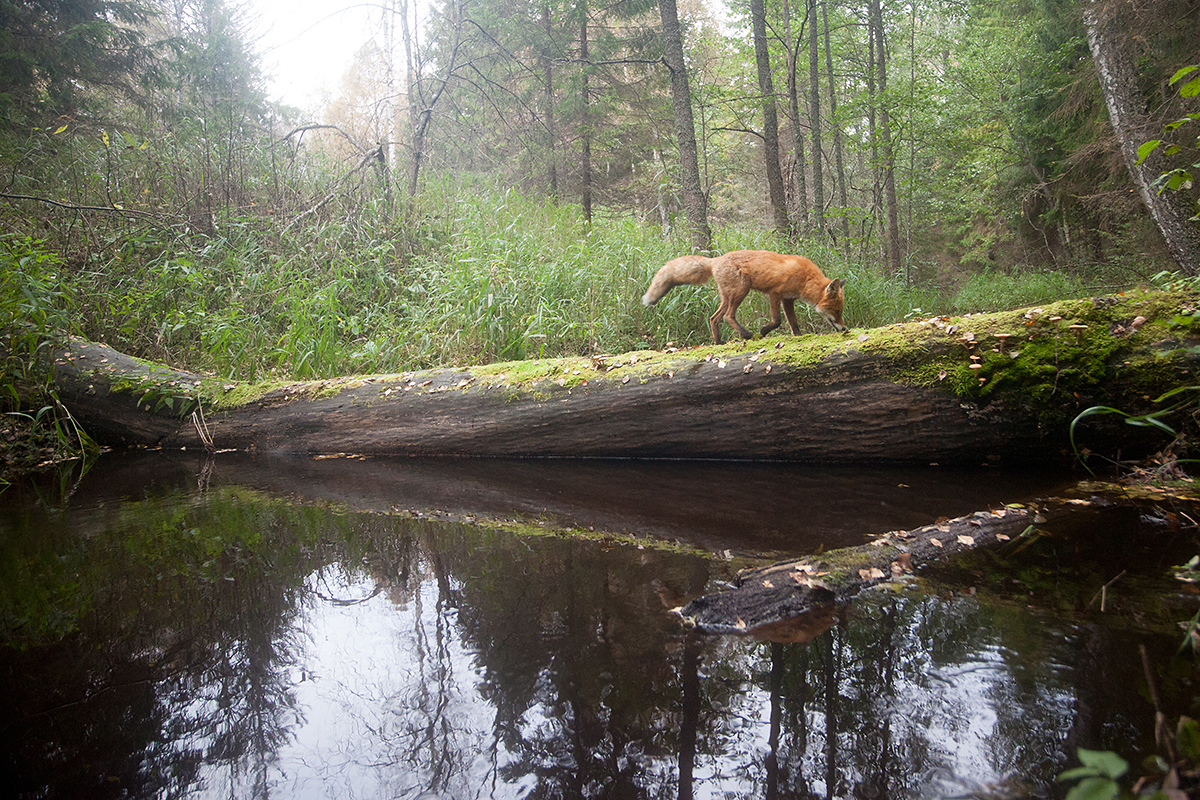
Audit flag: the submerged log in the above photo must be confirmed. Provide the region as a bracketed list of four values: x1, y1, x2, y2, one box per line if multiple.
[678, 484, 1200, 636]
[677, 497, 1069, 635]
[49, 290, 1199, 463]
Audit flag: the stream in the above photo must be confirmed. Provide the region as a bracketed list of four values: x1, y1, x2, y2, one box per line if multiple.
[1, 452, 1197, 799]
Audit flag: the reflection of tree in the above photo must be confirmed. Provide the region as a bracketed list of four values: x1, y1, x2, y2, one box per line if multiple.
[435, 524, 710, 798]
[0, 488, 349, 798]
[4, 472, 1193, 799]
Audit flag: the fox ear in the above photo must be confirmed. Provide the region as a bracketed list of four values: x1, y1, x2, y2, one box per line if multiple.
[826, 278, 845, 295]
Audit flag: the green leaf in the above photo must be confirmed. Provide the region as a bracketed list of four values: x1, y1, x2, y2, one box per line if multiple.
[1177, 717, 1200, 762]
[1137, 140, 1163, 164]
[1064, 777, 1119, 800]
[1169, 65, 1199, 85]
[1180, 75, 1200, 99]
[1166, 171, 1191, 191]
[1077, 749, 1128, 780]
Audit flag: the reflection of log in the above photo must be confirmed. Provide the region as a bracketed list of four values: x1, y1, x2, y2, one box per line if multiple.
[679, 499, 1061, 634]
[679, 490, 1199, 636]
[681, 494, 1084, 633]
[50, 292, 1198, 463]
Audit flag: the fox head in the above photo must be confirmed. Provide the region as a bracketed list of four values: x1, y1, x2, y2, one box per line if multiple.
[817, 278, 847, 332]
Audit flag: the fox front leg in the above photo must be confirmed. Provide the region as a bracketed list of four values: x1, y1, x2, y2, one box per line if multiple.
[782, 298, 803, 334]
[760, 296, 784, 337]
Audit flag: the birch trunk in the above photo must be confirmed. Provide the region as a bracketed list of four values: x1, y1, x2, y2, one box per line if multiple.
[1082, 0, 1200, 275]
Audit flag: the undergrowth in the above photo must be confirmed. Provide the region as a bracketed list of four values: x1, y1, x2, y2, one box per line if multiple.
[3, 174, 1142, 396]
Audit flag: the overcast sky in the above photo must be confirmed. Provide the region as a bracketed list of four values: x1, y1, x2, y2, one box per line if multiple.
[250, 0, 382, 110]
[248, 0, 733, 111]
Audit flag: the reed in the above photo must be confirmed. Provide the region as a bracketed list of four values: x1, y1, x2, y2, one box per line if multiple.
[3, 177, 1121, 389]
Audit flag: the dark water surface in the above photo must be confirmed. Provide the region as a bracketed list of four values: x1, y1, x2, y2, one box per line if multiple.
[1, 452, 1197, 799]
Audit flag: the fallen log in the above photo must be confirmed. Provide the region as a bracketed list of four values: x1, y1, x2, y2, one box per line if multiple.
[677, 497, 1068, 635]
[677, 484, 1200, 637]
[49, 290, 1199, 463]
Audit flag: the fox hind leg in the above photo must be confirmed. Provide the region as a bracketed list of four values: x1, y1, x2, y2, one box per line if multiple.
[760, 296, 784, 337]
[709, 290, 753, 343]
[708, 304, 726, 344]
[721, 287, 754, 341]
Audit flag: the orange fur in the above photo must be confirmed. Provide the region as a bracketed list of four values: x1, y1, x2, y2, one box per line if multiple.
[642, 250, 847, 344]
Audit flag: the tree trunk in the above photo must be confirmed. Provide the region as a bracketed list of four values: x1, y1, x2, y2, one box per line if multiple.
[50, 292, 1199, 464]
[404, 0, 464, 197]
[751, 0, 791, 238]
[783, 0, 810, 232]
[580, 10, 592, 223]
[865, 5, 883, 264]
[658, 0, 712, 252]
[823, 0, 851, 246]
[871, 0, 901, 277]
[808, 0, 824, 234]
[541, 3, 558, 198]
[1082, 0, 1200, 276]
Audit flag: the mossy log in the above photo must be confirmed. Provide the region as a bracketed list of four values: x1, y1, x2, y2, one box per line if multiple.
[677, 497, 1071, 636]
[50, 290, 1199, 463]
[678, 484, 1200, 637]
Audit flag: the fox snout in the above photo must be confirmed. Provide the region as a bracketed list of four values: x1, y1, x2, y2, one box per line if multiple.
[820, 278, 847, 332]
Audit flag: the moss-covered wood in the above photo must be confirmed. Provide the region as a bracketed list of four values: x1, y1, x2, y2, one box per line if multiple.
[677, 483, 1200, 636]
[50, 290, 1199, 462]
[677, 498, 1067, 634]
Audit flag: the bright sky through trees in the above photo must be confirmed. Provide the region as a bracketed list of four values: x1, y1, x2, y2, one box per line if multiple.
[250, 0, 378, 108]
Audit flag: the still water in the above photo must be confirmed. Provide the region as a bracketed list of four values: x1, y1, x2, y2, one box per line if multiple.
[1, 452, 1197, 799]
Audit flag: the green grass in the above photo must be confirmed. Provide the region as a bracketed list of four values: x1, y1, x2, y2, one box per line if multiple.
[2, 173, 1134, 396]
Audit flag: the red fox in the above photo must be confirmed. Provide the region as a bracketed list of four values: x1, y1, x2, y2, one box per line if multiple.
[642, 250, 847, 344]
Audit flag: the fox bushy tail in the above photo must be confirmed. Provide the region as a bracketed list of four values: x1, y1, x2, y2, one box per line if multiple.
[641, 256, 716, 305]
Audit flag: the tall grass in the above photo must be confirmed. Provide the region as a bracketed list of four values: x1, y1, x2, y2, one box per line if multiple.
[3, 174, 1129, 390]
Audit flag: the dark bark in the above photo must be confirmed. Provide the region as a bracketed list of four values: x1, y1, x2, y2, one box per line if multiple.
[751, 0, 791, 237]
[870, 0, 901, 277]
[49, 292, 1199, 464]
[1083, 0, 1200, 275]
[658, 0, 712, 252]
[823, 0, 851, 245]
[808, 0, 824, 234]
[541, 3, 558, 198]
[783, 0, 810, 232]
[580, 10, 592, 222]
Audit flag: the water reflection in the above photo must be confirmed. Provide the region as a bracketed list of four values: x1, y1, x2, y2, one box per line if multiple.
[0, 454, 1193, 799]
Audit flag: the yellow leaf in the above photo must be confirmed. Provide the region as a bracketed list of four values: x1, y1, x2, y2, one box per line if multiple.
[53, 124, 68, 134]
[102, 130, 110, 147]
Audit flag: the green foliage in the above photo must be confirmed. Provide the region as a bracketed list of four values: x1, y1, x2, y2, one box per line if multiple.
[1057, 748, 1127, 800]
[1070, 385, 1200, 471]
[948, 269, 1090, 314]
[0, 234, 98, 459]
[0, 0, 164, 128]
[0, 235, 71, 394]
[1137, 64, 1200, 222]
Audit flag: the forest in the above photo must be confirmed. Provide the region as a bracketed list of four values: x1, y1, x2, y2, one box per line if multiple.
[1, 0, 1198, 462]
